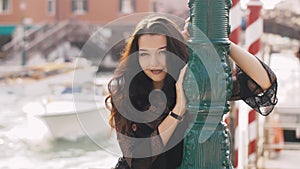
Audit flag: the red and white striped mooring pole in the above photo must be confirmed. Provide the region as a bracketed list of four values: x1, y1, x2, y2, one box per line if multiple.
[230, 0, 242, 45]
[229, 0, 243, 168]
[245, 0, 263, 56]
[245, 0, 263, 166]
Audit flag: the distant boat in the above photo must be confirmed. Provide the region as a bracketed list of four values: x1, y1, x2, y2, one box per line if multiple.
[22, 94, 110, 140]
[22, 77, 111, 140]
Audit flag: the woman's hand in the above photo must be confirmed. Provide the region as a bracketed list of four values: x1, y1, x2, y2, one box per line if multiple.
[181, 17, 190, 41]
[158, 65, 188, 146]
[173, 65, 188, 116]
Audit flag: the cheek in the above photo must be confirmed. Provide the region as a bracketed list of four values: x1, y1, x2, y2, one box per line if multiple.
[161, 55, 167, 66]
[159, 55, 167, 69]
[138, 57, 148, 69]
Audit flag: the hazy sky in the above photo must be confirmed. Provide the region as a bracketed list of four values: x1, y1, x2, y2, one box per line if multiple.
[240, 0, 282, 9]
[156, 0, 298, 15]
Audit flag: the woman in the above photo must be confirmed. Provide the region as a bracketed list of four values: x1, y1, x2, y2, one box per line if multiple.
[105, 15, 277, 169]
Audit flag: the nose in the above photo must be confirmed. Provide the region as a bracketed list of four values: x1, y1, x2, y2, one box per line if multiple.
[149, 53, 160, 67]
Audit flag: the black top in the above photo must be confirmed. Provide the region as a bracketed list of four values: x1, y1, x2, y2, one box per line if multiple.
[114, 58, 278, 169]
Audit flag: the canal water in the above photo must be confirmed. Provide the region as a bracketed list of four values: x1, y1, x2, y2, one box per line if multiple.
[0, 70, 120, 169]
[0, 94, 120, 169]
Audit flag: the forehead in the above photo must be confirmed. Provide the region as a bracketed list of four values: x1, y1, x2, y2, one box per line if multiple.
[138, 34, 167, 49]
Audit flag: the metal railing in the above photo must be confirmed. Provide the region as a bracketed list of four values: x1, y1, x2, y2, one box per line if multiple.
[1, 21, 76, 62]
[264, 107, 300, 149]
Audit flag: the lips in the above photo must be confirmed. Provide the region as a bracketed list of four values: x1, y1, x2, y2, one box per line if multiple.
[151, 70, 163, 74]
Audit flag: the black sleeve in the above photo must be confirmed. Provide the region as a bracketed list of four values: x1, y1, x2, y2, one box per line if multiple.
[229, 57, 278, 116]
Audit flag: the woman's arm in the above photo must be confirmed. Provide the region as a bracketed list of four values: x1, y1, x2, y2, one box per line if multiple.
[229, 42, 271, 90]
[181, 18, 277, 116]
[158, 65, 187, 145]
[181, 18, 271, 91]
[229, 42, 278, 115]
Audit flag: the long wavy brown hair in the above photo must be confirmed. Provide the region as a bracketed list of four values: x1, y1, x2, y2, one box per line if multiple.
[105, 15, 189, 134]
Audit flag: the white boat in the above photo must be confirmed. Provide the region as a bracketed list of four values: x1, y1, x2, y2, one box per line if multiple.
[22, 95, 110, 140]
[13, 59, 114, 140]
[22, 77, 111, 140]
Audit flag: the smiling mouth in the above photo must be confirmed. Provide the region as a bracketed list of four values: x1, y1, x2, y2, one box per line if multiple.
[151, 70, 163, 74]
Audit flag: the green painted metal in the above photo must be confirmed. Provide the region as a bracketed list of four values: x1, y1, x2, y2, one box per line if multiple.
[180, 0, 233, 168]
[0, 25, 16, 35]
[21, 23, 26, 66]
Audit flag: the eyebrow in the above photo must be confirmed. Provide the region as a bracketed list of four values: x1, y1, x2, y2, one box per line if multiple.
[139, 46, 167, 51]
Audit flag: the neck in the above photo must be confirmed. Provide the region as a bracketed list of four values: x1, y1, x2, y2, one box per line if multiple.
[153, 81, 164, 89]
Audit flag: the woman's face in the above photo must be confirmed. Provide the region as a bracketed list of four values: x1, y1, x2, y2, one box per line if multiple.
[138, 34, 167, 83]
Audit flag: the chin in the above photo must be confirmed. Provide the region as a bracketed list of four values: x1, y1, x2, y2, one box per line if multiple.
[151, 78, 164, 82]
[150, 75, 166, 82]
[145, 71, 167, 82]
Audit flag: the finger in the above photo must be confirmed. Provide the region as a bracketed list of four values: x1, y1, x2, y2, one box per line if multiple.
[185, 17, 190, 23]
[181, 30, 190, 41]
[182, 20, 190, 40]
[183, 25, 190, 37]
[180, 64, 188, 78]
[177, 64, 188, 84]
[175, 65, 188, 112]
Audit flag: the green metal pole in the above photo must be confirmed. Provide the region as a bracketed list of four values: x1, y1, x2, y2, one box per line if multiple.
[20, 0, 26, 66]
[180, 0, 233, 168]
[21, 19, 26, 66]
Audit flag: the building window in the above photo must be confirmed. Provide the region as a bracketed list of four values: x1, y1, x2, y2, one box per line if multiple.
[71, 0, 88, 14]
[152, 1, 157, 12]
[119, 0, 136, 14]
[0, 0, 10, 13]
[48, 0, 55, 15]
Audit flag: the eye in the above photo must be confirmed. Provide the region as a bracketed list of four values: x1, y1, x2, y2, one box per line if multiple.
[139, 52, 149, 57]
[158, 50, 167, 56]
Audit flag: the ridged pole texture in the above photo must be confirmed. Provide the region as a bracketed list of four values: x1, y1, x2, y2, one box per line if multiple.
[180, 0, 234, 168]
